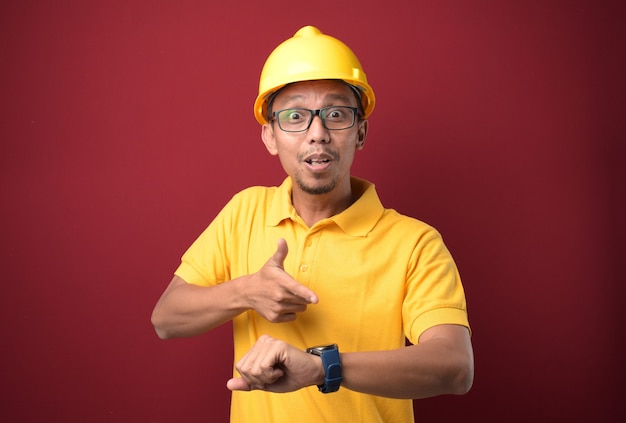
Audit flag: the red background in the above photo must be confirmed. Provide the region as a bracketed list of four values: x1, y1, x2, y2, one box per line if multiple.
[2, 1, 624, 421]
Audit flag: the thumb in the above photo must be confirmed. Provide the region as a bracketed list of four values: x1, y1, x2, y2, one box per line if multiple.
[226, 377, 251, 391]
[270, 238, 289, 268]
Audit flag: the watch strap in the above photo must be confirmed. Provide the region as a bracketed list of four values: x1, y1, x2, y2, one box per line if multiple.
[307, 344, 342, 393]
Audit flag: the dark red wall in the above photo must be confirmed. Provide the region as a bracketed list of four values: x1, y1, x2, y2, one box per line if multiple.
[2, 1, 624, 421]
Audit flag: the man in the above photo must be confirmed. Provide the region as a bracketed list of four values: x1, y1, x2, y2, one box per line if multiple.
[152, 25, 473, 422]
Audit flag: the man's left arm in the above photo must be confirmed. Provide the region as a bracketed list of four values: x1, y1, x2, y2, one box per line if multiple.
[341, 324, 473, 398]
[227, 324, 473, 399]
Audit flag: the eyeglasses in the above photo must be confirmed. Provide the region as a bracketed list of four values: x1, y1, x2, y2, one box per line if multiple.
[271, 106, 359, 132]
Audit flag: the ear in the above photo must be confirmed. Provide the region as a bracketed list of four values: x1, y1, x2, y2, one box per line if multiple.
[356, 119, 368, 150]
[261, 123, 278, 155]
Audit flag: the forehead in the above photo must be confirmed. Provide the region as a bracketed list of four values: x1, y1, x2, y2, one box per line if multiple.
[273, 80, 357, 107]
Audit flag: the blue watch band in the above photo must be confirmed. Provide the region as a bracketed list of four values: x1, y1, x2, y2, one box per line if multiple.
[306, 344, 342, 393]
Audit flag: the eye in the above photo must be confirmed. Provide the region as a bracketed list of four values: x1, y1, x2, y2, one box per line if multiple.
[283, 109, 305, 122]
[325, 108, 347, 121]
[328, 110, 342, 118]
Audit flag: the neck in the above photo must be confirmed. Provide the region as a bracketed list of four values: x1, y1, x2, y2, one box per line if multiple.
[291, 180, 355, 227]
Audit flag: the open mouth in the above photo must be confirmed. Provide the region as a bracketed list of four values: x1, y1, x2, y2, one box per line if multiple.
[306, 158, 331, 167]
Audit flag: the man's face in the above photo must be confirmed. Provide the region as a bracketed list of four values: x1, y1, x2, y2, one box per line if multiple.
[261, 80, 368, 196]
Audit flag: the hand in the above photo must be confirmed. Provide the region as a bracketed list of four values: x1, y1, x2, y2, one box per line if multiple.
[244, 239, 318, 323]
[227, 335, 323, 393]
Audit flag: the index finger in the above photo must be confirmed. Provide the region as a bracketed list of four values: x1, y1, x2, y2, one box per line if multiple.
[283, 279, 318, 304]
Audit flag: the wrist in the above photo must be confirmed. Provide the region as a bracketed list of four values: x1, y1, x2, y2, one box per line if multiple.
[306, 344, 342, 393]
[231, 275, 255, 311]
[310, 354, 325, 386]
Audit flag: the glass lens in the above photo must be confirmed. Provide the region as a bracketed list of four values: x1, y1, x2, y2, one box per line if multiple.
[277, 109, 311, 131]
[321, 107, 355, 129]
[275, 107, 356, 132]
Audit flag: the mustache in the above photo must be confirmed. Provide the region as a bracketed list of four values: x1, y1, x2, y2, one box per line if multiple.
[297, 148, 339, 162]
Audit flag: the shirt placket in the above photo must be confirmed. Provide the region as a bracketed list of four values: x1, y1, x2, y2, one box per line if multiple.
[295, 229, 321, 285]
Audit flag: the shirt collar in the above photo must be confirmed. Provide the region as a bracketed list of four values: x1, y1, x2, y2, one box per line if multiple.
[267, 177, 385, 237]
[333, 177, 384, 236]
[267, 177, 298, 227]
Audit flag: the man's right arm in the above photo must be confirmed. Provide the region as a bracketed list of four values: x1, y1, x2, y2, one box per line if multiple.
[151, 239, 318, 339]
[151, 275, 249, 339]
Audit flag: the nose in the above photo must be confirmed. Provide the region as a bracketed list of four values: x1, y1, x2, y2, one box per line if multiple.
[307, 114, 330, 143]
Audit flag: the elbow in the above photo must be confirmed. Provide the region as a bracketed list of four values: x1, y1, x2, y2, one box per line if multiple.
[151, 308, 172, 340]
[153, 326, 172, 340]
[450, 352, 474, 395]
[453, 365, 474, 395]
[433, 343, 474, 396]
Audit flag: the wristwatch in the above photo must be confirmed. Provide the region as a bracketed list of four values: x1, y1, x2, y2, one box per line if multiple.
[305, 344, 342, 393]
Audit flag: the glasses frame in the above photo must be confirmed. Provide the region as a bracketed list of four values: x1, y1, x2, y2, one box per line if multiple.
[271, 106, 360, 133]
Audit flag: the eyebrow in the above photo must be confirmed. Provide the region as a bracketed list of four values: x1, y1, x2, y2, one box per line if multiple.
[278, 92, 355, 107]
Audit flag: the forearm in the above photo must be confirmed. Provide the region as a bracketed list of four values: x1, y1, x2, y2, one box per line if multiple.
[151, 275, 249, 339]
[341, 326, 474, 399]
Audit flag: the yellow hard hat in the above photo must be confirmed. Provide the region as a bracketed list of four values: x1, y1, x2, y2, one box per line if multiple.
[253, 26, 376, 125]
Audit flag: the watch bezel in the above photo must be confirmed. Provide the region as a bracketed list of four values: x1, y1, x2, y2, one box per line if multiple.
[306, 344, 338, 355]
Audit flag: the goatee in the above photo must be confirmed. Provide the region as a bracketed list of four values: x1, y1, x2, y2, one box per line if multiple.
[295, 177, 337, 195]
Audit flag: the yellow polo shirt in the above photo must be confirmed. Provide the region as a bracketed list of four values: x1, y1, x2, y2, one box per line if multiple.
[176, 177, 469, 423]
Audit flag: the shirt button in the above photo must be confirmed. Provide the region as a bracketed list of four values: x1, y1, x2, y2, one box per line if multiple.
[299, 264, 308, 272]
[305, 239, 312, 247]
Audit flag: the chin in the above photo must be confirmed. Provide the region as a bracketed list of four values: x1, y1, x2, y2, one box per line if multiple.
[296, 178, 336, 195]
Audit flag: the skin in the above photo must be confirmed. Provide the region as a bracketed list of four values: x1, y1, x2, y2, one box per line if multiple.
[261, 80, 368, 227]
[151, 80, 474, 399]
